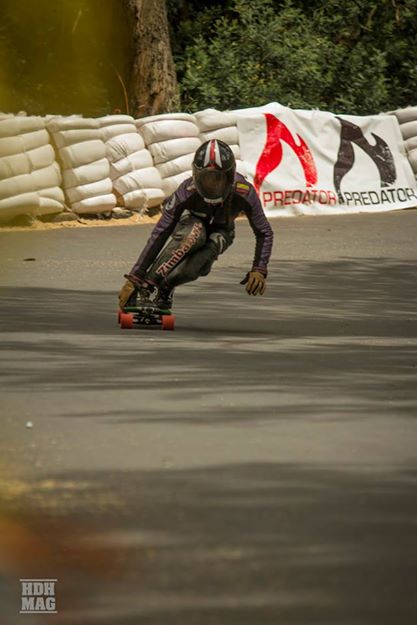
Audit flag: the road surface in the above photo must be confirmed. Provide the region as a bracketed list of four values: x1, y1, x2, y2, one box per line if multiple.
[1, 209, 416, 624]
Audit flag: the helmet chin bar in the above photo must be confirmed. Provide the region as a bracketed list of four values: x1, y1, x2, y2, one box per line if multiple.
[203, 196, 224, 204]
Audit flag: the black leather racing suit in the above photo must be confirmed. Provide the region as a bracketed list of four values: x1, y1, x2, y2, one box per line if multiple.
[126, 173, 274, 290]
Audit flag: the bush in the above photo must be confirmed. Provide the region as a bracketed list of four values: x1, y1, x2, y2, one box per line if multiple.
[168, 0, 417, 114]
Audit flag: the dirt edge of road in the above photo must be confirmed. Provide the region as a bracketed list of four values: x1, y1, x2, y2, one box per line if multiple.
[0, 212, 161, 232]
[1, 206, 416, 233]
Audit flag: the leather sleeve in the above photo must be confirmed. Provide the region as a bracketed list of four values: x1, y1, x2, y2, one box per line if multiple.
[243, 185, 274, 275]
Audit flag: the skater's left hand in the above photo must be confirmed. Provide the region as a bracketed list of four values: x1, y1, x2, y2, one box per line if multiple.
[118, 279, 136, 308]
[241, 271, 266, 296]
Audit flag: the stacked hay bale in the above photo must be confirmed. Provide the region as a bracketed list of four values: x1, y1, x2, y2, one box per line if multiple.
[101, 114, 164, 213]
[389, 107, 417, 178]
[46, 116, 116, 216]
[136, 113, 201, 198]
[0, 114, 65, 223]
[194, 108, 247, 176]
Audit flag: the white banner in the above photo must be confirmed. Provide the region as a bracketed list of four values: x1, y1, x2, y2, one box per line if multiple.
[236, 103, 417, 216]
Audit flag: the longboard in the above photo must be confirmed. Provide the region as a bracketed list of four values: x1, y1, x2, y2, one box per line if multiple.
[118, 303, 175, 331]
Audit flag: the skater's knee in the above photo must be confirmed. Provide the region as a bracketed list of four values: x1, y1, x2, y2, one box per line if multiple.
[208, 229, 234, 256]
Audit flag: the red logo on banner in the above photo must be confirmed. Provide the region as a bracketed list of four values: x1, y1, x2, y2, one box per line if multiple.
[254, 113, 318, 194]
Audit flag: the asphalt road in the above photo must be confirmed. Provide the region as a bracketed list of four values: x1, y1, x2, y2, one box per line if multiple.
[1, 209, 416, 625]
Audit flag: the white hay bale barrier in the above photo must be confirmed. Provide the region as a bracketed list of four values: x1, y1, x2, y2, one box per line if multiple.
[0, 113, 13, 122]
[31, 162, 61, 190]
[123, 188, 165, 210]
[399, 120, 417, 141]
[407, 147, 417, 174]
[0, 115, 45, 138]
[139, 119, 199, 145]
[0, 152, 29, 179]
[200, 125, 239, 144]
[39, 197, 65, 216]
[38, 187, 66, 217]
[106, 133, 145, 162]
[71, 193, 116, 215]
[135, 112, 197, 129]
[405, 136, 417, 152]
[0, 192, 39, 222]
[113, 167, 162, 195]
[66, 178, 113, 204]
[194, 108, 238, 132]
[46, 116, 115, 215]
[62, 157, 110, 188]
[229, 144, 241, 160]
[0, 163, 60, 200]
[161, 171, 192, 197]
[58, 140, 106, 170]
[101, 120, 163, 211]
[390, 107, 417, 125]
[97, 114, 135, 127]
[0, 182, 64, 222]
[40, 186, 65, 203]
[148, 137, 201, 165]
[0, 115, 65, 221]
[52, 128, 103, 149]
[100, 123, 137, 142]
[155, 152, 194, 179]
[235, 159, 248, 177]
[110, 149, 153, 180]
[0, 144, 54, 179]
[46, 116, 100, 133]
[27, 144, 56, 171]
[0, 130, 49, 158]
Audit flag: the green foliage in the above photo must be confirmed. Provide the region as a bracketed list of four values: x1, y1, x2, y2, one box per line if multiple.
[167, 0, 417, 114]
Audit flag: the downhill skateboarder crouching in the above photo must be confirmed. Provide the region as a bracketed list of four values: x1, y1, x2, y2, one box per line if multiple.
[119, 139, 274, 311]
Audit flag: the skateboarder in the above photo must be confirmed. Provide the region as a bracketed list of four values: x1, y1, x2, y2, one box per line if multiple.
[118, 139, 274, 311]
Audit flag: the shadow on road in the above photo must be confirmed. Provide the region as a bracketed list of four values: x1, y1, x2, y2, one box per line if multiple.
[1, 256, 416, 336]
[1, 257, 416, 421]
[1, 254, 417, 623]
[2, 462, 416, 625]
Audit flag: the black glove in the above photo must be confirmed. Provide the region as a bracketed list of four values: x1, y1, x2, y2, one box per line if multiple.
[118, 279, 137, 309]
[240, 271, 266, 296]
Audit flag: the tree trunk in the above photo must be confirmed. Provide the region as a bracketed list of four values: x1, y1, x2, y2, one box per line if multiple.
[123, 0, 179, 118]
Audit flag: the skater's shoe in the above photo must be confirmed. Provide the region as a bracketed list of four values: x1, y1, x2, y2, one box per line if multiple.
[137, 284, 154, 306]
[155, 284, 174, 310]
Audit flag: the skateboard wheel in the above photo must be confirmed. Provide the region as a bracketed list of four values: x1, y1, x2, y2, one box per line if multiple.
[162, 314, 175, 331]
[120, 312, 134, 329]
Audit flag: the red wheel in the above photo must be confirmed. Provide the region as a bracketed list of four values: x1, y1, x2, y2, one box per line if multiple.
[162, 314, 175, 331]
[117, 309, 122, 324]
[120, 312, 134, 329]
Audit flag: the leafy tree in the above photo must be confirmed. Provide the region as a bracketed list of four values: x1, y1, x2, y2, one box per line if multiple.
[167, 0, 417, 114]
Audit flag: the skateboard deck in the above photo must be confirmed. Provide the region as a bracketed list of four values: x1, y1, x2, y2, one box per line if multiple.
[118, 303, 175, 331]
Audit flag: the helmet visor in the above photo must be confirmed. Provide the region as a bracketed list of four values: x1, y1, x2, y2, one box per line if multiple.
[195, 169, 229, 201]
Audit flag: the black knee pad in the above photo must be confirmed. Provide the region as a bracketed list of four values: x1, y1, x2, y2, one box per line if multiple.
[208, 229, 235, 257]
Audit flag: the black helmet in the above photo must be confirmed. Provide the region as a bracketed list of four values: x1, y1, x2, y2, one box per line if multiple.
[192, 139, 236, 204]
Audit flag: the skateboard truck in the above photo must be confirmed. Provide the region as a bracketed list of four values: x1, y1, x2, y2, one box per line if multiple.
[118, 303, 175, 331]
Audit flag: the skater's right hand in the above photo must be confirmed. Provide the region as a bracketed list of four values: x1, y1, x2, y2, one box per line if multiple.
[118, 279, 136, 309]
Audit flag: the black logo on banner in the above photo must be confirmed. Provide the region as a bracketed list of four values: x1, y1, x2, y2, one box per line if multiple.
[334, 118, 397, 197]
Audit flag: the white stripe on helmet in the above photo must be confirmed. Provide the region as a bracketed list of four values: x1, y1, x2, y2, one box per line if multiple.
[203, 139, 222, 168]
